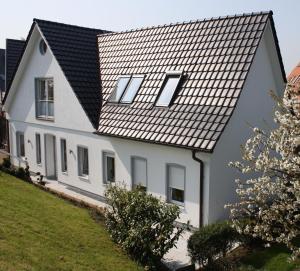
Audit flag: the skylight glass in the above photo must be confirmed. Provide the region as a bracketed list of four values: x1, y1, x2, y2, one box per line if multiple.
[156, 74, 181, 107]
[109, 76, 131, 102]
[121, 76, 144, 103]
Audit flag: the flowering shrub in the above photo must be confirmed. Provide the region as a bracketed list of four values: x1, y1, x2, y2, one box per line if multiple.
[105, 185, 184, 269]
[226, 85, 300, 259]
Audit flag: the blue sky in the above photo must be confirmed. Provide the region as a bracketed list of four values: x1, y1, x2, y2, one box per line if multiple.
[0, 0, 299, 73]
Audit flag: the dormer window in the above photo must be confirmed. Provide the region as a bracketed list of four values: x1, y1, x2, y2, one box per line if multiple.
[155, 71, 182, 107]
[109, 75, 144, 104]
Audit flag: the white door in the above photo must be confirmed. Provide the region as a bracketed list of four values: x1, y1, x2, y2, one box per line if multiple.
[44, 134, 57, 180]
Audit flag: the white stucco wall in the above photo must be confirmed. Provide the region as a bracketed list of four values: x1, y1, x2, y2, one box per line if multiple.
[207, 23, 286, 224]
[5, 25, 205, 228]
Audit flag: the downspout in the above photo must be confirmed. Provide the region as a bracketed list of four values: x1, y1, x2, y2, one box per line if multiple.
[192, 150, 204, 227]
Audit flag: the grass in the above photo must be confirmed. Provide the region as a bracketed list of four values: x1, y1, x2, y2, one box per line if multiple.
[238, 244, 300, 271]
[0, 171, 143, 271]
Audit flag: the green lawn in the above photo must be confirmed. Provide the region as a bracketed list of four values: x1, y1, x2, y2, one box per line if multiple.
[0, 171, 143, 271]
[239, 244, 300, 271]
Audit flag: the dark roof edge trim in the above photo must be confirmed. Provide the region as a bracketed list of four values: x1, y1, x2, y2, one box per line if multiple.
[268, 13, 287, 83]
[93, 131, 214, 153]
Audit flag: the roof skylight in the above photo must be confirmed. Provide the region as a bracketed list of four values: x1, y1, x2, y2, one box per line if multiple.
[109, 75, 144, 104]
[109, 76, 131, 102]
[155, 71, 182, 107]
[121, 76, 144, 103]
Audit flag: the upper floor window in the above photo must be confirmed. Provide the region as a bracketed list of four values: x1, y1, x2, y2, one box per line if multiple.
[39, 39, 47, 55]
[109, 75, 144, 104]
[35, 78, 54, 120]
[155, 71, 182, 107]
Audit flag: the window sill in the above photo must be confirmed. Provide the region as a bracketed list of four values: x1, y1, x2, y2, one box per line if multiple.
[103, 181, 115, 186]
[78, 175, 90, 183]
[62, 171, 68, 176]
[37, 163, 42, 167]
[36, 117, 54, 122]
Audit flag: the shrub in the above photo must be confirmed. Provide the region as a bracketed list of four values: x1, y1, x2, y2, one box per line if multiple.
[105, 185, 184, 269]
[187, 221, 239, 267]
[1, 157, 11, 169]
[16, 167, 26, 179]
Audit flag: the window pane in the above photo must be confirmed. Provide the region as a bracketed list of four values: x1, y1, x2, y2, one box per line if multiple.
[48, 102, 54, 117]
[47, 79, 54, 101]
[121, 76, 144, 103]
[156, 75, 181, 107]
[171, 188, 184, 203]
[39, 80, 46, 100]
[61, 139, 67, 172]
[83, 148, 89, 175]
[132, 157, 147, 188]
[19, 133, 25, 157]
[36, 134, 41, 164]
[38, 101, 47, 116]
[78, 147, 89, 177]
[109, 77, 130, 102]
[106, 156, 115, 182]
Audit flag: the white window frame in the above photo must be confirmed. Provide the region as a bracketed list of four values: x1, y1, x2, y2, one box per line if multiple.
[166, 163, 185, 207]
[77, 146, 89, 178]
[35, 78, 54, 120]
[131, 156, 147, 191]
[103, 151, 115, 184]
[16, 131, 25, 158]
[109, 75, 131, 103]
[60, 138, 67, 173]
[36, 133, 41, 164]
[120, 75, 144, 104]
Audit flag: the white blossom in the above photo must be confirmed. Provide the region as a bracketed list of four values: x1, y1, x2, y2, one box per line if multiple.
[226, 85, 300, 259]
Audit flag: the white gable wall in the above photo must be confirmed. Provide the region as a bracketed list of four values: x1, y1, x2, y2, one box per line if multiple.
[5, 25, 94, 132]
[208, 23, 285, 224]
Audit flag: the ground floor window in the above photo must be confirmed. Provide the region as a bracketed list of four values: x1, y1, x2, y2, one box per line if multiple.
[131, 156, 147, 191]
[16, 131, 25, 158]
[36, 133, 41, 164]
[61, 139, 67, 173]
[167, 164, 185, 206]
[78, 146, 89, 177]
[103, 152, 115, 184]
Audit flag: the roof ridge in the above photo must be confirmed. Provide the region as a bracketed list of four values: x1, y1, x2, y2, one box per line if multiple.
[33, 18, 108, 33]
[97, 10, 272, 38]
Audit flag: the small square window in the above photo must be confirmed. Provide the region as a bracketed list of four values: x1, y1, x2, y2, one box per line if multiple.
[156, 71, 182, 107]
[109, 76, 131, 102]
[103, 152, 115, 184]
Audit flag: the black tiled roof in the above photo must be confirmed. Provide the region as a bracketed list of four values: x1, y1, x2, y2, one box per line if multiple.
[34, 19, 110, 128]
[97, 11, 284, 152]
[6, 39, 25, 91]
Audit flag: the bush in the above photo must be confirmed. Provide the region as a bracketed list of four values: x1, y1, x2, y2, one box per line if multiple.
[2, 157, 11, 169]
[16, 167, 26, 179]
[105, 185, 184, 269]
[188, 221, 239, 267]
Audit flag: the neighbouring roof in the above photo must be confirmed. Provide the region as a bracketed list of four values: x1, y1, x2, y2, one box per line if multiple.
[288, 62, 300, 86]
[5, 39, 25, 90]
[0, 49, 5, 92]
[5, 19, 110, 128]
[97, 11, 285, 152]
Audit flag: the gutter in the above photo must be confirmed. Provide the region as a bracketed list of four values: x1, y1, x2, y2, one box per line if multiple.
[192, 150, 204, 227]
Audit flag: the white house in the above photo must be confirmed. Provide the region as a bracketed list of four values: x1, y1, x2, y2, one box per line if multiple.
[3, 11, 286, 228]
